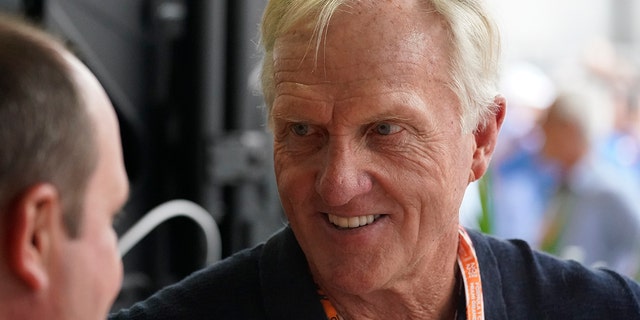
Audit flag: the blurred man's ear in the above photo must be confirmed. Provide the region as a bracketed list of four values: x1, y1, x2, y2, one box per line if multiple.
[6, 183, 62, 291]
[470, 95, 507, 181]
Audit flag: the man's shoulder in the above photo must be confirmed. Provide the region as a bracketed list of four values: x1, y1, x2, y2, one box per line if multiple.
[109, 228, 287, 320]
[189, 241, 265, 291]
[109, 243, 267, 319]
[468, 230, 640, 318]
[469, 229, 640, 290]
[109, 227, 324, 320]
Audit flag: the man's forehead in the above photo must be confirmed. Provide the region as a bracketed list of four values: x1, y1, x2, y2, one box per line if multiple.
[272, 2, 448, 65]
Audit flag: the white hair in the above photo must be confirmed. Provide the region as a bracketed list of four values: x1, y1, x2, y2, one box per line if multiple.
[259, 0, 502, 133]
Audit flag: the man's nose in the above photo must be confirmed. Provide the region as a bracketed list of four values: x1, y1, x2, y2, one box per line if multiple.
[315, 143, 372, 206]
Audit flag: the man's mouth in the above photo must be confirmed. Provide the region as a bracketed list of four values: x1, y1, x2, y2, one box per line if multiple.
[327, 213, 382, 229]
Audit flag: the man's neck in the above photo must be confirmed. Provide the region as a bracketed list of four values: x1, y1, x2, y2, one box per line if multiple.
[319, 250, 460, 320]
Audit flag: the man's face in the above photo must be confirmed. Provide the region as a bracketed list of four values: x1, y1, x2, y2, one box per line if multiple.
[271, 1, 477, 295]
[50, 56, 129, 319]
[539, 107, 584, 166]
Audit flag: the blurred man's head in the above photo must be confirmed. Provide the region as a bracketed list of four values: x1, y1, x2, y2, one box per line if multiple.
[0, 14, 129, 319]
[540, 82, 613, 170]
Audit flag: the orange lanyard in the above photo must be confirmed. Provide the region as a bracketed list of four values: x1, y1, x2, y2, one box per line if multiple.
[319, 292, 341, 320]
[457, 225, 485, 320]
[320, 226, 484, 320]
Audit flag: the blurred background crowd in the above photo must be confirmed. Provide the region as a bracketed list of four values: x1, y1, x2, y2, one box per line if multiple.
[461, 0, 640, 279]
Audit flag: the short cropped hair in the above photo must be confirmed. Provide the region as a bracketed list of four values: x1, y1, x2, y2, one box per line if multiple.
[259, 0, 501, 134]
[0, 14, 98, 237]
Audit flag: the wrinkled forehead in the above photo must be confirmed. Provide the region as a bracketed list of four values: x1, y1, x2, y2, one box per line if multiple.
[274, 0, 444, 51]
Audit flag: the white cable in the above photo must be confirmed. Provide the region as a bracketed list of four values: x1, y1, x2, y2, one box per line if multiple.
[118, 199, 221, 265]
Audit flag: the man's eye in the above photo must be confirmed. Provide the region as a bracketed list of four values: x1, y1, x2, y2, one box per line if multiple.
[373, 122, 401, 135]
[291, 123, 310, 136]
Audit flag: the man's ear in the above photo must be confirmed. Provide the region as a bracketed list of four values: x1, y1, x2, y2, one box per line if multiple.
[470, 95, 507, 181]
[6, 183, 61, 291]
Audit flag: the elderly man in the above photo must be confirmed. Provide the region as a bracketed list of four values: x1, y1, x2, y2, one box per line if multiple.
[111, 0, 640, 319]
[0, 14, 129, 319]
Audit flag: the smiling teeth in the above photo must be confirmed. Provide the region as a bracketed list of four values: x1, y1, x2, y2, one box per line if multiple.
[328, 214, 381, 229]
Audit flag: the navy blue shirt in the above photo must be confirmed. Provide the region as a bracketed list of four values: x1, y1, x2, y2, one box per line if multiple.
[110, 227, 640, 319]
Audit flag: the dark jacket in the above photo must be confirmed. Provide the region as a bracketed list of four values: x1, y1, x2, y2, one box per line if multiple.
[110, 227, 640, 319]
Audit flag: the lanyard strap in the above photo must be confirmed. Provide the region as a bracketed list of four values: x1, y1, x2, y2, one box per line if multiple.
[319, 291, 341, 320]
[320, 226, 484, 319]
[457, 225, 485, 320]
